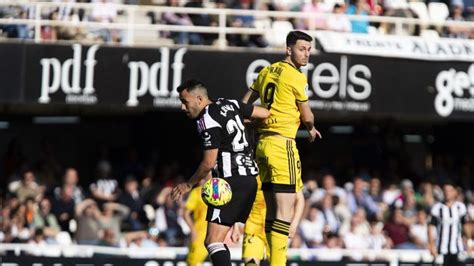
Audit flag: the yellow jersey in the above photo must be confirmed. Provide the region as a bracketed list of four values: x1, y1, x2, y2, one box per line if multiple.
[250, 60, 309, 139]
[185, 186, 208, 233]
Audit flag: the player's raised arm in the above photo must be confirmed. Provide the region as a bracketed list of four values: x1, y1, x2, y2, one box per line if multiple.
[297, 101, 322, 142]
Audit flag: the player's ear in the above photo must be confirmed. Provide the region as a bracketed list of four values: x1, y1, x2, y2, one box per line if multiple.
[286, 46, 292, 56]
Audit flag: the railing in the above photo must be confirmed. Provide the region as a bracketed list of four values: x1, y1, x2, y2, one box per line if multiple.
[0, 1, 473, 48]
[1, 242, 465, 264]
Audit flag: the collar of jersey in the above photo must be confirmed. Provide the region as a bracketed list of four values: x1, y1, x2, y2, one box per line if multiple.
[280, 60, 302, 73]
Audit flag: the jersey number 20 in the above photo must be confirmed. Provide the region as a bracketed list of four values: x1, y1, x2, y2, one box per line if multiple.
[226, 115, 248, 152]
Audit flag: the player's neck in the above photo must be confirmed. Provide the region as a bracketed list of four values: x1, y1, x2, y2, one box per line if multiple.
[444, 199, 455, 206]
[284, 57, 300, 69]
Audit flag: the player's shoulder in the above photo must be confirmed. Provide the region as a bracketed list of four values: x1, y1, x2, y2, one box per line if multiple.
[454, 201, 467, 211]
[197, 105, 222, 132]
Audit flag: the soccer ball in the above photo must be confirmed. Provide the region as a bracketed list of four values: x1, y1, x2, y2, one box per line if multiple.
[201, 178, 232, 207]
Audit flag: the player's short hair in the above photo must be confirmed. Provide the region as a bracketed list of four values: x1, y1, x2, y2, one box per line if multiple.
[286, 31, 313, 47]
[177, 79, 207, 94]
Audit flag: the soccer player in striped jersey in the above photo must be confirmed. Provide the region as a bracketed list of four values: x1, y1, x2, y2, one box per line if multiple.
[428, 181, 472, 266]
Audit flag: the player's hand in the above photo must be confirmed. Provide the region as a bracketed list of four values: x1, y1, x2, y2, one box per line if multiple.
[170, 183, 192, 201]
[289, 222, 297, 239]
[429, 244, 438, 257]
[230, 224, 242, 243]
[308, 127, 322, 143]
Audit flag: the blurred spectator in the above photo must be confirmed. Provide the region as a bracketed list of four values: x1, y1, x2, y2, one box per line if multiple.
[347, 0, 370, 33]
[445, 3, 470, 39]
[340, 207, 371, 236]
[41, 11, 59, 41]
[326, 4, 352, 32]
[154, 186, 184, 246]
[311, 174, 347, 204]
[321, 195, 342, 234]
[383, 208, 416, 249]
[301, 0, 332, 30]
[409, 208, 430, 249]
[52, 184, 76, 233]
[382, 182, 401, 206]
[75, 199, 102, 245]
[15, 170, 43, 203]
[343, 212, 370, 249]
[185, 0, 214, 45]
[299, 204, 326, 247]
[228, 0, 268, 47]
[90, 161, 119, 205]
[347, 176, 379, 218]
[98, 228, 118, 247]
[368, 221, 392, 249]
[119, 176, 145, 231]
[91, 0, 119, 42]
[99, 202, 130, 246]
[162, 0, 202, 44]
[54, 167, 85, 205]
[33, 198, 60, 243]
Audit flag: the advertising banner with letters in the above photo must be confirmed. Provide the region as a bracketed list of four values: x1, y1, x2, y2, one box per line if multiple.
[315, 31, 474, 62]
[1, 42, 473, 120]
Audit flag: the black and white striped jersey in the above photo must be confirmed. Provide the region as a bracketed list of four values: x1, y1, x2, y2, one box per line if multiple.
[196, 98, 258, 178]
[430, 201, 468, 255]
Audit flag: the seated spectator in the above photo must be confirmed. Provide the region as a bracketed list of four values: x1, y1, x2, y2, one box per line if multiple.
[90, 161, 119, 206]
[339, 207, 371, 236]
[75, 199, 102, 245]
[228, 0, 268, 47]
[347, 0, 370, 33]
[99, 202, 130, 246]
[54, 167, 85, 205]
[299, 204, 326, 247]
[33, 198, 60, 243]
[368, 221, 393, 249]
[119, 176, 145, 231]
[90, 0, 119, 42]
[409, 208, 430, 249]
[154, 186, 185, 246]
[15, 170, 43, 203]
[445, 2, 470, 39]
[383, 208, 417, 249]
[52, 185, 76, 233]
[343, 215, 370, 249]
[301, 0, 332, 30]
[185, 0, 215, 45]
[347, 176, 379, 219]
[311, 173, 347, 204]
[326, 4, 352, 32]
[321, 195, 342, 234]
[162, 0, 202, 45]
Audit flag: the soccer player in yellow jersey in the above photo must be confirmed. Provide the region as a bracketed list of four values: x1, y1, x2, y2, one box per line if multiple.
[242, 31, 322, 266]
[183, 180, 208, 266]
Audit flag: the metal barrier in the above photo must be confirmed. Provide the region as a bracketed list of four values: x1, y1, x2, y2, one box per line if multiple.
[0, 1, 473, 48]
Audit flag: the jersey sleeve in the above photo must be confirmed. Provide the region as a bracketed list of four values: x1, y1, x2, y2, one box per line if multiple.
[238, 102, 254, 119]
[197, 109, 222, 150]
[293, 79, 309, 103]
[250, 67, 268, 93]
[429, 204, 439, 226]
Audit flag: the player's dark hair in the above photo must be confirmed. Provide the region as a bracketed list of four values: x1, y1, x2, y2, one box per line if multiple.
[177, 79, 207, 93]
[286, 31, 313, 47]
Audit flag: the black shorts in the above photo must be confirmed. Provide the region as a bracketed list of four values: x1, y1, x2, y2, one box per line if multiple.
[206, 175, 257, 226]
[443, 254, 464, 266]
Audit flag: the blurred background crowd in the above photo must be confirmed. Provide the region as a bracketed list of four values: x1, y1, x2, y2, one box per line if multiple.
[0, 0, 472, 46]
[1, 133, 473, 255]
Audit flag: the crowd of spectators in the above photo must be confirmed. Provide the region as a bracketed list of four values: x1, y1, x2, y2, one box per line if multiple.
[2, 146, 474, 258]
[0, 0, 472, 46]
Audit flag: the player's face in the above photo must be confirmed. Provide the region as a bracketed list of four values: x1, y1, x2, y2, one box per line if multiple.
[179, 89, 202, 119]
[289, 40, 311, 67]
[443, 184, 458, 202]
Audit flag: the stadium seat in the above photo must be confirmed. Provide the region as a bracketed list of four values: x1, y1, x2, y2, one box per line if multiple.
[409, 2, 429, 21]
[428, 2, 449, 22]
[268, 20, 294, 47]
[421, 29, 440, 38]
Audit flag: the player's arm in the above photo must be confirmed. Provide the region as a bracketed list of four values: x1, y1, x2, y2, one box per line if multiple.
[171, 149, 218, 201]
[297, 101, 322, 143]
[242, 89, 259, 104]
[289, 190, 305, 239]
